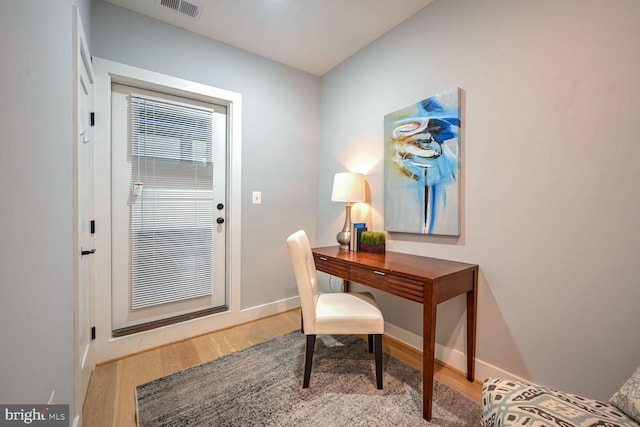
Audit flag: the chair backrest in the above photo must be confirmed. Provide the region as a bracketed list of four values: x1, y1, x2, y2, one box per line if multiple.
[286, 230, 319, 333]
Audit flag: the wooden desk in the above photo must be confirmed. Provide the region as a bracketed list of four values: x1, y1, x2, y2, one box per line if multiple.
[311, 246, 478, 421]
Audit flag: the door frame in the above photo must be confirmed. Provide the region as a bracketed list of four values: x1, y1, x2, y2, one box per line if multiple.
[92, 58, 249, 361]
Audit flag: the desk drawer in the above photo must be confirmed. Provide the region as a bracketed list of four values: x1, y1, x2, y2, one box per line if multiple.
[313, 255, 348, 278]
[351, 266, 424, 303]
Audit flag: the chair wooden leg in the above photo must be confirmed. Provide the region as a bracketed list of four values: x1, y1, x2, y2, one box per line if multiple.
[303, 334, 316, 388]
[375, 334, 383, 389]
[368, 334, 373, 353]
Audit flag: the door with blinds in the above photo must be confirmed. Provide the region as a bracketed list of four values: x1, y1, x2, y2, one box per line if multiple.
[111, 83, 227, 334]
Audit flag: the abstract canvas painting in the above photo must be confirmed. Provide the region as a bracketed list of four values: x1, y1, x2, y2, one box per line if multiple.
[384, 88, 461, 235]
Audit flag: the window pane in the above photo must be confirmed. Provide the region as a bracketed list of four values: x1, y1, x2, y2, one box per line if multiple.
[129, 94, 214, 309]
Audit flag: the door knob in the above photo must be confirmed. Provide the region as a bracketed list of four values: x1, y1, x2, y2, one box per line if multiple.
[217, 217, 225, 224]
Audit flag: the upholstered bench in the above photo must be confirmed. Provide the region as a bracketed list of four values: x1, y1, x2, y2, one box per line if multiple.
[481, 370, 640, 426]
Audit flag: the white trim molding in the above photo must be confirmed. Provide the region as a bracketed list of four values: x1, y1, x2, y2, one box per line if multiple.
[92, 58, 250, 363]
[98, 296, 300, 363]
[384, 321, 528, 384]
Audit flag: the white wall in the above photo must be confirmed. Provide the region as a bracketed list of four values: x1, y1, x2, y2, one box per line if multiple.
[91, 0, 320, 310]
[0, 0, 91, 418]
[318, 0, 640, 400]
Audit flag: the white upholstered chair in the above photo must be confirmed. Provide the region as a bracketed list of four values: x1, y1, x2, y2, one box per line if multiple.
[286, 230, 384, 389]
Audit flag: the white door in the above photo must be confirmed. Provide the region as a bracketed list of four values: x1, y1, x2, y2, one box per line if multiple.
[110, 84, 228, 332]
[73, 7, 95, 426]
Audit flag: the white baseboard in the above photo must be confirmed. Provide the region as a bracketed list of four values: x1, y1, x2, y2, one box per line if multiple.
[384, 321, 527, 384]
[95, 296, 300, 363]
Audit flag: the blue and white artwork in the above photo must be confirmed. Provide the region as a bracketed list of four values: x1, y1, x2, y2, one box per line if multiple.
[384, 88, 461, 235]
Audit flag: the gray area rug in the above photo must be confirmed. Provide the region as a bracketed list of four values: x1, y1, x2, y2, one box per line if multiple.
[136, 331, 481, 426]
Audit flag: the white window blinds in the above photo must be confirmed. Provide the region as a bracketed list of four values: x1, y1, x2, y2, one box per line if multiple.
[129, 94, 215, 310]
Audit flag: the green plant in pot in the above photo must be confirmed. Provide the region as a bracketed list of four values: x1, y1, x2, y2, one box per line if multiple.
[359, 231, 386, 254]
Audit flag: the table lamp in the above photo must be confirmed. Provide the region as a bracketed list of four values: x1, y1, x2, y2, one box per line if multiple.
[331, 172, 365, 250]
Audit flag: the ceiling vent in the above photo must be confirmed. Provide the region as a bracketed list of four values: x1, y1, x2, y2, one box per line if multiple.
[159, 0, 201, 18]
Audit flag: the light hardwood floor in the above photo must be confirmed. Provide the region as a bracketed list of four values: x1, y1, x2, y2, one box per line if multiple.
[83, 309, 482, 426]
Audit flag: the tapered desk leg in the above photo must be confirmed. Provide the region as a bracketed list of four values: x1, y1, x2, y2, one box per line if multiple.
[466, 268, 478, 381]
[423, 286, 437, 421]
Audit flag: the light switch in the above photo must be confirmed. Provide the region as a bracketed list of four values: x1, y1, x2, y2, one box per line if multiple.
[252, 191, 262, 204]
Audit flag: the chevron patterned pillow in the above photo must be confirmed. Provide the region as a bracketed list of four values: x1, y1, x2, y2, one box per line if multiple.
[611, 364, 640, 424]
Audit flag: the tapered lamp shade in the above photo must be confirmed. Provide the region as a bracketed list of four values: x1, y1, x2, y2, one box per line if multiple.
[331, 172, 365, 250]
[331, 172, 365, 203]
